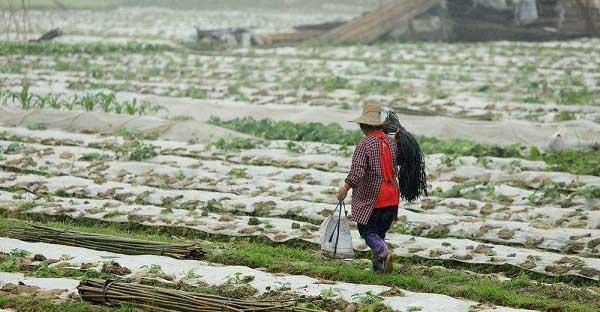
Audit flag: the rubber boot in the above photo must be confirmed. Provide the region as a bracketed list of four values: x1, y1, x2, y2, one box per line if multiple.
[371, 251, 384, 272]
[364, 233, 388, 273]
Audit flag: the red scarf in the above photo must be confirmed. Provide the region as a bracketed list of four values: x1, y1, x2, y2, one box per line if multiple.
[370, 131, 400, 208]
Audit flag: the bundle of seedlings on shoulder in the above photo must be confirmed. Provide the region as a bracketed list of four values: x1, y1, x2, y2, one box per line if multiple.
[78, 279, 318, 312]
[383, 111, 428, 202]
[6, 225, 205, 260]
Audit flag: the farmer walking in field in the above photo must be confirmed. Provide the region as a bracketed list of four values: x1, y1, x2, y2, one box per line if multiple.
[338, 103, 427, 274]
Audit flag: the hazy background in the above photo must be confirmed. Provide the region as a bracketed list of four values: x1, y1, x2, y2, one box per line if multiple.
[6, 0, 381, 11]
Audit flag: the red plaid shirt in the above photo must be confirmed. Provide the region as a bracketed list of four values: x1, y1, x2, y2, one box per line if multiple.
[345, 133, 399, 224]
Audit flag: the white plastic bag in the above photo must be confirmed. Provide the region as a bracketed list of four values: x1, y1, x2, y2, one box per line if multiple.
[320, 202, 354, 259]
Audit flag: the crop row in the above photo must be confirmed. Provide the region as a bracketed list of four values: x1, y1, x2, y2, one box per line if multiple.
[0, 82, 162, 116]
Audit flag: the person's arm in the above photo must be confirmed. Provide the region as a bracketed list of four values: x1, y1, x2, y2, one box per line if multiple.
[338, 140, 368, 201]
[337, 182, 351, 202]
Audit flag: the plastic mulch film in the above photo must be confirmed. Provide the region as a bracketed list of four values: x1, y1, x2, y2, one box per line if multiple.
[0, 107, 172, 136]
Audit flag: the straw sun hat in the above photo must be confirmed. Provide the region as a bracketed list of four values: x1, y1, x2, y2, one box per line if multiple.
[350, 103, 385, 126]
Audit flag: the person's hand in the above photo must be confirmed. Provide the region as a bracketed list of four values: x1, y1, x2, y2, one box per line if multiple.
[337, 183, 350, 202]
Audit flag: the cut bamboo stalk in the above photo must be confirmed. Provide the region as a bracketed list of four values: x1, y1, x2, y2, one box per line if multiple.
[6, 225, 206, 260]
[77, 279, 318, 312]
[316, 0, 442, 44]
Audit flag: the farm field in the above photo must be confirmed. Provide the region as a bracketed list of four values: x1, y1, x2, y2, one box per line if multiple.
[0, 1, 599, 312]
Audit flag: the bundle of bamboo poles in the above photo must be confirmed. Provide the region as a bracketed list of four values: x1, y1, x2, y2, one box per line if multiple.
[6, 225, 205, 260]
[316, 0, 441, 44]
[78, 279, 317, 312]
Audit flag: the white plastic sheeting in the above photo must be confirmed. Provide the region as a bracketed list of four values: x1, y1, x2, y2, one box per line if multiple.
[0, 107, 247, 144]
[546, 120, 600, 152]
[2, 104, 598, 149]
[0, 272, 78, 298]
[0, 126, 598, 279]
[1, 190, 598, 281]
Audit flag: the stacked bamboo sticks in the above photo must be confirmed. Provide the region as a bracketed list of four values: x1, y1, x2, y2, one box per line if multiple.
[6, 225, 205, 260]
[78, 279, 316, 312]
[316, 0, 441, 44]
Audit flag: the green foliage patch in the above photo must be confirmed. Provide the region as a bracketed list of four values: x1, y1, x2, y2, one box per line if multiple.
[0, 41, 171, 56]
[209, 117, 599, 176]
[535, 148, 600, 176]
[210, 137, 258, 151]
[208, 116, 362, 146]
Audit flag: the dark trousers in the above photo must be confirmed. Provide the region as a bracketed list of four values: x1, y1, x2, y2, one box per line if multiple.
[357, 206, 398, 240]
[357, 206, 398, 272]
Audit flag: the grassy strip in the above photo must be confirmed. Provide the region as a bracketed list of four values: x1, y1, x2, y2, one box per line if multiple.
[0, 41, 172, 56]
[531, 148, 600, 176]
[0, 295, 107, 312]
[0, 294, 134, 312]
[0, 214, 598, 312]
[0, 246, 112, 281]
[209, 116, 600, 176]
[209, 244, 600, 312]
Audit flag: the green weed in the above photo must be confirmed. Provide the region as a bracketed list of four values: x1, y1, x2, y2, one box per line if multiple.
[98, 92, 116, 112]
[527, 182, 567, 206]
[354, 80, 407, 95]
[352, 291, 383, 304]
[228, 168, 248, 179]
[539, 149, 600, 176]
[123, 142, 157, 161]
[124, 98, 139, 115]
[0, 249, 31, 273]
[319, 287, 341, 299]
[574, 186, 600, 200]
[146, 264, 163, 274]
[12, 80, 34, 110]
[0, 257, 19, 272]
[17, 201, 36, 212]
[79, 153, 110, 162]
[9, 248, 30, 258]
[2, 141, 25, 156]
[177, 88, 208, 99]
[225, 272, 255, 284]
[210, 137, 257, 151]
[170, 115, 195, 122]
[0, 294, 103, 312]
[557, 87, 598, 106]
[26, 123, 46, 131]
[286, 141, 305, 153]
[554, 111, 576, 122]
[1, 83, 159, 116]
[0, 41, 172, 56]
[35, 263, 64, 278]
[79, 94, 96, 111]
